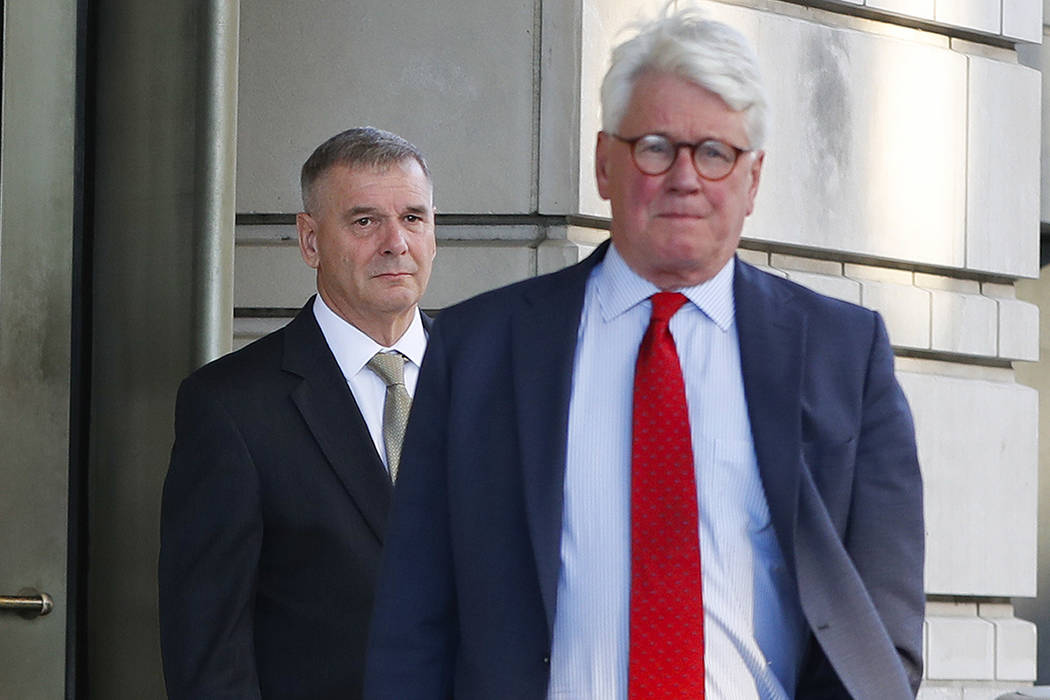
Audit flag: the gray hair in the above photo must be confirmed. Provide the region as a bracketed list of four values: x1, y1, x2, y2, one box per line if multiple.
[300, 127, 431, 214]
[600, 6, 768, 149]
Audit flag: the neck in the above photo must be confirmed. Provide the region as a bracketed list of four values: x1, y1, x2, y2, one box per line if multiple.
[355, 314, 414, 347]
[318, 291, 416, 347]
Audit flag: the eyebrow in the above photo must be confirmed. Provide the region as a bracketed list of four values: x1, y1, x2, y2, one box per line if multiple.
[346, 206, 381, 219]
[345, 203, 431, 216]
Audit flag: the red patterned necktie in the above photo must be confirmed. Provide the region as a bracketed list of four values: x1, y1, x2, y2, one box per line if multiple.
[629, 291, 704, 699]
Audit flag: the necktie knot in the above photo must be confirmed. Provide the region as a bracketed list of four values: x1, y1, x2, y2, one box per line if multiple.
[649, 292, 688, 325]
[367, 351, 407, 388]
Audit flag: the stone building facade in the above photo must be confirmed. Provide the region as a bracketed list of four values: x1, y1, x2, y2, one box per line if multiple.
[232, 1, 1045, 696]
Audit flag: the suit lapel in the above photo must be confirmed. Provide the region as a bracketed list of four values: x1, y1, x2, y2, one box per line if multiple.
[514, 243, 608, 636]
[734, 260, 805, 574]
[283, 301, 392, 542]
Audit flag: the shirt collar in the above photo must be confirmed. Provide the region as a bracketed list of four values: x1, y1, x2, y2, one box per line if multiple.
[312, 294, 428, 380]
[595, 241, 736, 331]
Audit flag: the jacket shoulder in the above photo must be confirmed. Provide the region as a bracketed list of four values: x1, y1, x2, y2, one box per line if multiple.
[433, 248, 597, 334]
[737, 258, 877, 324]
[181, 321, 289, 394]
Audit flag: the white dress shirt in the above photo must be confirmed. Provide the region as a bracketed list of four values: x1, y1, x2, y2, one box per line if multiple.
[312, 295, 427, 472]
[547, 243, 808, 699]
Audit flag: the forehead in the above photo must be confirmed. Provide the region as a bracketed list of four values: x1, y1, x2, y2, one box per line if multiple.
[317, 160, 433, 208]
[620, 71, 749, 145]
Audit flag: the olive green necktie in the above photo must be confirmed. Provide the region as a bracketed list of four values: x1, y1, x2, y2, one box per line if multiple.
[366, 351, 411, 482]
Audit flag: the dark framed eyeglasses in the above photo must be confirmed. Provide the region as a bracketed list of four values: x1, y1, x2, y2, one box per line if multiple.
[608, 132, 752, 181]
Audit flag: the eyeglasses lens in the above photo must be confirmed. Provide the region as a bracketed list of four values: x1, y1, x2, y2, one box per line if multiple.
[630, 134, 737, 179]
[631, 134, 676, 175]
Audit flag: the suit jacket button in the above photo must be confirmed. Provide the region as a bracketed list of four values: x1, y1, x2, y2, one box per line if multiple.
[543, 656, 550, 664]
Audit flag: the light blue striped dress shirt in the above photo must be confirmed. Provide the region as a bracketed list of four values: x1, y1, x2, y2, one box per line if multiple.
[547, 244, 808, 699]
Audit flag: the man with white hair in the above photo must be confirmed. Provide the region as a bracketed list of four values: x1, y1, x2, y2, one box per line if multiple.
[366, 8, 923, 699]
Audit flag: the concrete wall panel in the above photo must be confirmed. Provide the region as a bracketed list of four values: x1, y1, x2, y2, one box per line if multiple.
[1038, 27, 1050, 224]
[237, 0, 537, 215]
[745, 13, 966, 267]
[868, 0, 935, 20]
[422, 244, 535, 308]
[966, 57, 1041, 277]
[935, 0, 1001, 35]
[1002, 0, 1042, 42]
[899, 369, 1038, 596]
[538, 0, 584, 215]
[234, 243, 314, 309]
[925, 614, 996, 680]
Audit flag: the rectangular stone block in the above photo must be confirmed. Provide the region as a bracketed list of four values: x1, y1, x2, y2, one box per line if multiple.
[850, 277, 931, 349]
[437, 224, 539, 243]
[929, 601, 980, 617]
[926, 289, 998, 357]
[736, 248, 769, 267]
[781, 270, 862, 305]
[996, 298, 1040, 361]
[844, 263, 913, 285]
[935, 0, 1001, 34]
[986, 616, 1038, 681]
[977, 602, 1013, 618]
[966, 57, 1041, 277]
[914, 272, 981, 294]
[539, 1, 584, 216]
[237, 223, 297, 244]
[732, 10, 967, 269]
[867, 0, 935, 20]
[925, 615, 995, 680]
[981, 282, 1016, 300]
[736, 247, 783, 277]
[917, 687, 962, 700]
[770, 253, 843, 276]
[233, 317, 291, 351]
[423, 243, 534, 310]
[537, 239, 595, 276]
[237, 0, 537, 215]
[961, 689, 1021, 700]
[898, 369, 1038, 596]
[234, 243, 315, 309]
[1042, 27, 1050, 224]
[1002, 0, 1043, 42]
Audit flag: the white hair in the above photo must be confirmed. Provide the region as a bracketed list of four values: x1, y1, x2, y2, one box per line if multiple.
[600, 6, 768, 149]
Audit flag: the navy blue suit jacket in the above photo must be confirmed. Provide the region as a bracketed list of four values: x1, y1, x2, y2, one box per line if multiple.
[366, 243, 924, 699]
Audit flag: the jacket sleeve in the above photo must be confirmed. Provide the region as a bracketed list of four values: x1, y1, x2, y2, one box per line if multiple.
[795, 310, 924, 699]
[365, 320, 457, 699]
[847, 312, 925, 693]
[158, 373, 264, 699]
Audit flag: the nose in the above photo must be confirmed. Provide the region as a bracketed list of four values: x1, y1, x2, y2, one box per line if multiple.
[379, 220, 409, 255]
[664, 144, 702, 192]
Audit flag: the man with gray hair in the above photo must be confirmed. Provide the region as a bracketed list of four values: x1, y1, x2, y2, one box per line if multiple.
[160, 127, 436, 699]
[366, 8, 922, 700]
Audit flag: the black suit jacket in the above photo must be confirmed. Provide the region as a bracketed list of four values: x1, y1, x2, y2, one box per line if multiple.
[159, 298, 424, 699]
[366, 242, 924, 699]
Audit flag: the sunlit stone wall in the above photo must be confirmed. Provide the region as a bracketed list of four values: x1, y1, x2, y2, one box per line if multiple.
[233, 1, 1043, 694]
